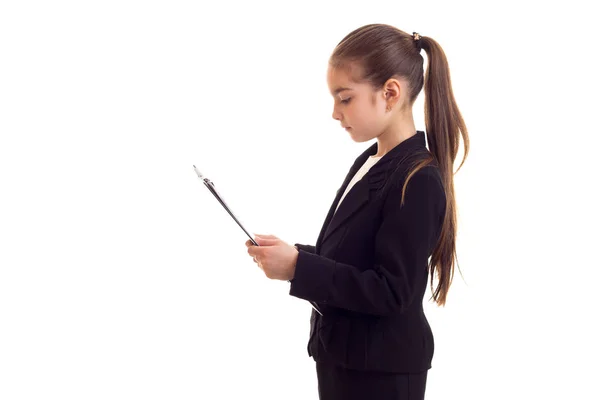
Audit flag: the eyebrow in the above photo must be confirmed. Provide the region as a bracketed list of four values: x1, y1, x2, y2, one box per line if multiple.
[331, 87, 352, 96]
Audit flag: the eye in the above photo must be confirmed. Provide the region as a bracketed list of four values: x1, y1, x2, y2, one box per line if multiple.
[340, 97, 351, 104]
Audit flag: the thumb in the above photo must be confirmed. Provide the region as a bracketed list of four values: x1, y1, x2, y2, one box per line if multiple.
[254, 236, 279, 245]
[254, 233, 279, 240]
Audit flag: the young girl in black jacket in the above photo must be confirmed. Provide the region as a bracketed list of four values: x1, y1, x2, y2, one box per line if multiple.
[247, 23, 469, 400]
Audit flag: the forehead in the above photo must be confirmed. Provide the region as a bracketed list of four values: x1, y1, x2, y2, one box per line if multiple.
[327, 63, 363, 95]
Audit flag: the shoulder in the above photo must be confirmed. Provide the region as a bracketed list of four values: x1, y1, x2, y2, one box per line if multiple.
[384, 159, 445, 210]
[387, 149, 442, 189]
[410, 163, 443, 189]
[404, 164, 444, 199]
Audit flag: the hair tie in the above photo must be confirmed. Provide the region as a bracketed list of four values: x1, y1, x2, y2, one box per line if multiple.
[412, 32, 422, 51]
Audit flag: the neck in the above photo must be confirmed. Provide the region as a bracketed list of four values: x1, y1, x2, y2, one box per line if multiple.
[373, 111, 417, 157]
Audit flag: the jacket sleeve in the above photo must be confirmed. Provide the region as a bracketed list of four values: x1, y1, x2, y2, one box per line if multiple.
[289, 167, 446, 316]
[294, 243, 316, 254]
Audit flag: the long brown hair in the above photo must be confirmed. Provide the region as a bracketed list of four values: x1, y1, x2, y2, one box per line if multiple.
[330, 24, 469, 306]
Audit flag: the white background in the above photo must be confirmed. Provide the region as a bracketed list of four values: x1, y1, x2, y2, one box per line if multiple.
[1, 1, 599, 399]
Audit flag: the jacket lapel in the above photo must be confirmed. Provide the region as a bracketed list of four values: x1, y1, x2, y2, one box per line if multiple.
[315, 143, 374, 250]
[321, 169, 375, 245]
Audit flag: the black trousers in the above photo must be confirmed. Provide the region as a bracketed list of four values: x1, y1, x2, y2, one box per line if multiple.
[315, 361, 428, 400]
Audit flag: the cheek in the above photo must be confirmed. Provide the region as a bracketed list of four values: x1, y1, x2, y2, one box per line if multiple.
[353, 102, 379, 126]
[349, 100, 369, 122]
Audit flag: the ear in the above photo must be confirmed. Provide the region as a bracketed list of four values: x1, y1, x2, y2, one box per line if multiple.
[383, 78, 401, 104]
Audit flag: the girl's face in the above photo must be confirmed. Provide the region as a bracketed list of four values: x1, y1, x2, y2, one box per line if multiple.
[326, 64, 388, 143]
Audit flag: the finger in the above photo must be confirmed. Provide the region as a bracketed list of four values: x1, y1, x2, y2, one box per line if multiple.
[247, 247, 262, 257]
[254, 237, 279, 245]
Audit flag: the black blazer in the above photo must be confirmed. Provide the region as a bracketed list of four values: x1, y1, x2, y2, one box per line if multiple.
[289, 131, 446, 373]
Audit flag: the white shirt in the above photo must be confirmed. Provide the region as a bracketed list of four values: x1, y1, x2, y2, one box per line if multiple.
[334, 155, 382, 215]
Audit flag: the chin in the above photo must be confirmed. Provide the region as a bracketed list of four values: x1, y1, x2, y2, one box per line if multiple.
[349, 132, 370, 143]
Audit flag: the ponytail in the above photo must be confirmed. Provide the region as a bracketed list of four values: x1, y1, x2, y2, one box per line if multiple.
[420, 35, 470, 306]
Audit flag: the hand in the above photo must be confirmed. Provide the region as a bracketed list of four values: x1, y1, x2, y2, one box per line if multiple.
[245, 234, 299, 281]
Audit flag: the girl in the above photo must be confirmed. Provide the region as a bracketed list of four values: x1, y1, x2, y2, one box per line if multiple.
[246, 23, 469, 400]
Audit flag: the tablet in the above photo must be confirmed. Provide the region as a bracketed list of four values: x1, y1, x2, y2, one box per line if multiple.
[194, 165, 258, 246]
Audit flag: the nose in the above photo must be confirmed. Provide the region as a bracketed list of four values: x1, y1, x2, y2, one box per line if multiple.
[332, 106, 341, 121]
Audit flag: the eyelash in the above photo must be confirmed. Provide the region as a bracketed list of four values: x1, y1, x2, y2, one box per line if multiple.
[340, 98, 351, 104]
